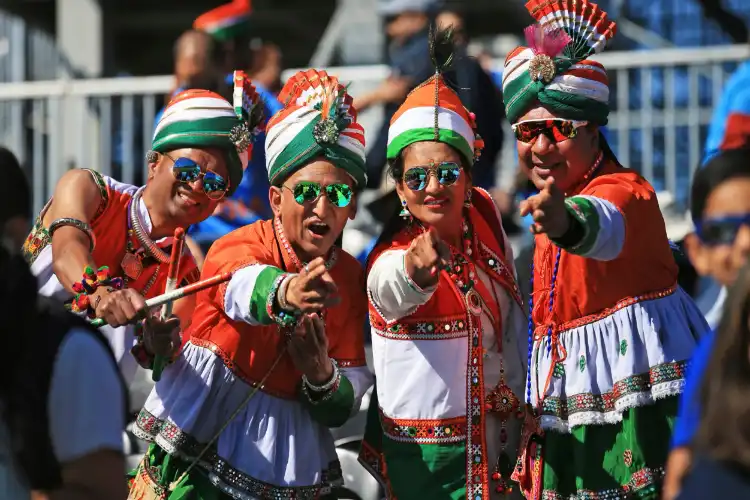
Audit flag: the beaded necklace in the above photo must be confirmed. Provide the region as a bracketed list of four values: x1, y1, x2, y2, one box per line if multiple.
[525, 152, 604, 407]
[273, 216, 338, 272]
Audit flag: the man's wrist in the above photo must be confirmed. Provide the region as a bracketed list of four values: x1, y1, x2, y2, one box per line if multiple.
[304, 358, 336, 387]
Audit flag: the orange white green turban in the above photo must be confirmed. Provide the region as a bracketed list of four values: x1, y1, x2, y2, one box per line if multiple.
[387, 29, 484, 166]
[265, 69, 367, 187]
[151, 71, 264, 195]
[193, 0, 252, 42]
[502, 0, 617, 125]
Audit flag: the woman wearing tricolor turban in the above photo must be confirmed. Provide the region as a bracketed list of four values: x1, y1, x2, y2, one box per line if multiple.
[130, 69, 372, 500]
[501, 2, 709, 499]
[359, 28, 527, 500]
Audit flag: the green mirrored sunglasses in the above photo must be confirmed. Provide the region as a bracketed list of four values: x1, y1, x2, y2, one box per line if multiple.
[283, 181, 353, 208]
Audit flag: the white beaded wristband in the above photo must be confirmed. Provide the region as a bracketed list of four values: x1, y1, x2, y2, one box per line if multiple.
[302, 359, 339, 392]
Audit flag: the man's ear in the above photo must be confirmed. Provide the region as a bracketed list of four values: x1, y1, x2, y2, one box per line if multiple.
[348, 195, 358, 221]
[269, 186, 283, 217]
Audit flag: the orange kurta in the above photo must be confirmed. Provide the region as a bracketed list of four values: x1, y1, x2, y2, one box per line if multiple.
[187, 218, 368, 399]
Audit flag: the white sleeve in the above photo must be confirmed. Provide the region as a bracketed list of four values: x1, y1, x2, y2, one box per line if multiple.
[48, 328, 125, 463]
[367, 249, 436, 322]
[223, 264, 291, 325]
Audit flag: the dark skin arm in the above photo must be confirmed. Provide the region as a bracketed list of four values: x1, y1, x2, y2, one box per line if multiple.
[31, 450, 128, 500]
[663, 447, 692, 500]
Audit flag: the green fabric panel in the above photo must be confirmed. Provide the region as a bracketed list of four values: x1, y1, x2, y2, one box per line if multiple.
[541, 396, 678, 499]
[386, 128, 474, 167]
[152, 117, 244, 195]
[381, 437, 467, 500]
[300, 373, 356, 427]
[248, 266, 285, 325]
[207, 20, 251, 42]
[552, 196, 600, 256]
[127, 443, 231, 499]
[268, 117, 366, 187]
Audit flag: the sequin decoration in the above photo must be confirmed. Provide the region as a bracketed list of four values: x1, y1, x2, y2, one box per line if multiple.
[624, 449, 633, 468]
[620, 339, 628, 356]
[579, 355, 586, 373]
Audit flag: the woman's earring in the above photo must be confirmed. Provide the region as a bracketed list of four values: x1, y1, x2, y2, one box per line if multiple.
[399, 199, 412, 222]
[464, 190, 472, 208]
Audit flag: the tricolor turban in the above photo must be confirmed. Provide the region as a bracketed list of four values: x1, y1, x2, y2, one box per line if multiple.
[265, 69, 367, 187]
[151, 71, 264, 195]
[502, 0, 617, 125]
[387, 29, 484, 166]
[193, 0, 252, 42]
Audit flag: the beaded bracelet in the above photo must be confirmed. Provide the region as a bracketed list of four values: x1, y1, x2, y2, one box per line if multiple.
[302, 359, 340, 392]
[277, 273, 296, 312]
[302, 363, 342, 405]
[266, 273, 299, 327]
[67, 265, 124, 318]
[49, 218, 96, 252]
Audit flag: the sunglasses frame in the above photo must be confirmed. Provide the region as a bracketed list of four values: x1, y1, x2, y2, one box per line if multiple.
[402, 161, 462, 192]
[695, 213, 750, 246]
[164, 153, 230, 201]
[283, 181, 354, 208]
[511, 118, 589, 144]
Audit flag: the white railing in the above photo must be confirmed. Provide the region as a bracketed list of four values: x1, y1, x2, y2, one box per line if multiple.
[0, 44, 748, 217]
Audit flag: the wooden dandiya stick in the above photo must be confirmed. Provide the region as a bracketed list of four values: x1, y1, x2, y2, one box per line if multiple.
[89, 271, 232, 329]
[152, 227, 186, 381]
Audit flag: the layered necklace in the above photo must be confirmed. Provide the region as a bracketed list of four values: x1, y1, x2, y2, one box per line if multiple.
[120, 187, 168, 295]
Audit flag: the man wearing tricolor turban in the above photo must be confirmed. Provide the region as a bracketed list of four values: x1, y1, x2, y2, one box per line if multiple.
[129, 69, 372, 499]
[505, 2, 709, 500]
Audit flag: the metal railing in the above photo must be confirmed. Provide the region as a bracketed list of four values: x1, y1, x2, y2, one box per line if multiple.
[0, 44, 747, 217]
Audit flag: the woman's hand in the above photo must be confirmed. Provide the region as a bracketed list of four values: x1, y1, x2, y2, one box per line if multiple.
[404, 227, 452, 290]
[284, 257, 340, 313]
[519, 176, 570, 238]
[91, 287, 147, 328]
[287, 314, 334, 385]
[142, 314, 182, 358]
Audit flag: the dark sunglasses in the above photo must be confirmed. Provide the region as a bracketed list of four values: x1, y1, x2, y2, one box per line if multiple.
[403, 162, 461, 191]
[696, 214, 750, 246]
[512, 119, 588, 144]
[283, 181, 353, 208]
[166, 154, 229, 200]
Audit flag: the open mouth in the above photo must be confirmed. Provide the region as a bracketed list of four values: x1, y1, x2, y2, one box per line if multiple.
[532, 162, 562, 177]
[307, 221, 330, 239]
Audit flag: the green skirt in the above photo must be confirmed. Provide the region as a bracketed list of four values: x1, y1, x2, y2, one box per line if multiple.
[539, 397, 677, 499]
[127, 444, 231, 500]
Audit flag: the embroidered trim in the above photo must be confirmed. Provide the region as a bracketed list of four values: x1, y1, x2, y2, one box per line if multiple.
[22, 217, 51, 265]
[466, 317, 489, 498]
[549, 285, 677, 335]
[540, 466, 664, 499]
[477, 241, 523, 307]
[379, 409, 467, 444]
[133, 409, 341, 500]
[370, 312, 470, 341]
[540, 361, 687, 432]
[189, 339, 297, 400]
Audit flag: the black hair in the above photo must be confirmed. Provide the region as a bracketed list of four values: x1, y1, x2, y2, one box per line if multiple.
[690, 147, 750, 222]
[0, 147, 30, 226]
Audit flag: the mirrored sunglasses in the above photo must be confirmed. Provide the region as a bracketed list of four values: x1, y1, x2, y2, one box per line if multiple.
[512, 119, 589, 144]
[696, 213, 750, 246]
[285, 181, 353, 208]
[169, 156, 229, 201]
[403, 162, 461, 191]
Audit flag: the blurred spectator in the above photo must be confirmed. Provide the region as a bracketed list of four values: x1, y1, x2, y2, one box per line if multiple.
[0, 217, 127, 499]
[704, 59, 750, 163]
[674, 260, 750, 499]
[153, 30, 223, 128]
[193, 0, 253, 78]
[357, 0, 439, 189]
[435, 8, 505, 190]
[0, 147, 31, 250]
[249, 42, 283, 95]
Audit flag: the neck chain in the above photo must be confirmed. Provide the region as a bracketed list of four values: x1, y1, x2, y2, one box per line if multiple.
[129, 188, 170, 264]
[273, 216, 338, 272]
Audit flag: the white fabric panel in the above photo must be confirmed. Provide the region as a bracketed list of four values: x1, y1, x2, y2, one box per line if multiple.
[530, 287, 708, 432]
[576, 195, 626, 261]
[367, 249, 436, 322]
[223, 264, 271, 325]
